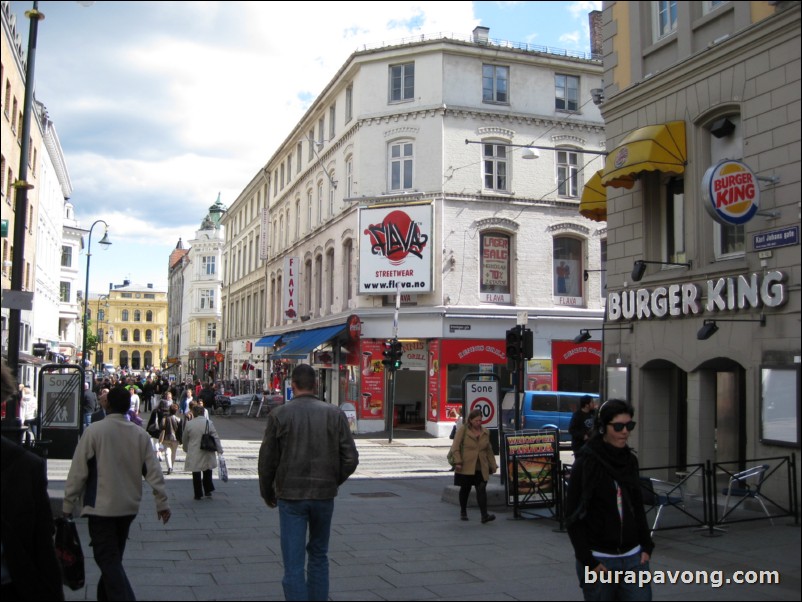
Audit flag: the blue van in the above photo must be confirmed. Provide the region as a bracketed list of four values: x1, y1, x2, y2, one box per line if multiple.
[518, 391, 599, 445]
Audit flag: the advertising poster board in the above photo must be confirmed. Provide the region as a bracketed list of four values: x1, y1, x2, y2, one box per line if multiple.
[504, 429, 558, 507]
[360, 339, 386, 419]
[358, 203, 433, 294]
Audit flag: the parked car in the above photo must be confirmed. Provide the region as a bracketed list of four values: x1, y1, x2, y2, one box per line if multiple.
[502, 390, 600, 445]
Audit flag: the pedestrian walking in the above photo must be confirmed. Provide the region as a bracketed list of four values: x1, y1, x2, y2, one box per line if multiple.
[568, 394, 596, 456]
[258, 364, 359, 601]
[160, 401, 181, 475]
[182, 405, 223, 499]
[566, 399, 654, 601]
[450, 408, 498, 523]
[62, 385, 171, 601]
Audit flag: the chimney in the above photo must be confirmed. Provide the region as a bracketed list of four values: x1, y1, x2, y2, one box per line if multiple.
[589, 10, 602, 58]
[148, 283, 153, 289]
[472, 26, 489, 45]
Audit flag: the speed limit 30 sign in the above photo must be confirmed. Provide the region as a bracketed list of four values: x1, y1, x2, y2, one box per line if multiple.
[466, 381, 499, 428]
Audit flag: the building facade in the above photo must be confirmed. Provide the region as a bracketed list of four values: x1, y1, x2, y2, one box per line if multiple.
[1, 1, 46, 386]
[182, 198, 226, 382]
[597, 1, 800, 490]
[103, 280, 167, 375]
[223, 25, 610, 434]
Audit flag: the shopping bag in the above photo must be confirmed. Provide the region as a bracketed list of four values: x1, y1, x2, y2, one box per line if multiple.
[218, 454, 229, 482]
[54, 517, 85, 590]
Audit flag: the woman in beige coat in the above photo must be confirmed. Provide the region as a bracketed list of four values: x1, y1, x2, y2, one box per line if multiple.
[450, 408, 498, 522]
[182, 405, 223, 499]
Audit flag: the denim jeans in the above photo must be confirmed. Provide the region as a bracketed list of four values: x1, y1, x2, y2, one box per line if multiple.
[278, 498, 335, 602]
[576, 552, 652, 601]
[88, 515, 137, 601]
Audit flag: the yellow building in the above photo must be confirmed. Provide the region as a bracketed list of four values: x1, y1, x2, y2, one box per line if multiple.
[103, 280, 168, 374]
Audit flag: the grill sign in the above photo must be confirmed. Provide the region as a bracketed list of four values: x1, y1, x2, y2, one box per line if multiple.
[702, 160, 759, 225]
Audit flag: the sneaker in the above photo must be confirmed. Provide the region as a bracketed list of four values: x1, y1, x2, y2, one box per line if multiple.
[481, 514, 496, 524]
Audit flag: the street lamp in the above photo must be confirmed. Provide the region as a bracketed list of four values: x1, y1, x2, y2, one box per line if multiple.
[80, 221, 111, 395]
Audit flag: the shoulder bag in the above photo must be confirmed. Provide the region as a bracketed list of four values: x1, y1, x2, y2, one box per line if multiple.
[447, 425, 467, 467]
[200, 420, 218, 452]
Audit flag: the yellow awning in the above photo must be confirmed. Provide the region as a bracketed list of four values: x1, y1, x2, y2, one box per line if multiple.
[579, 170, 606, 222]
[601, 121, 686, 188]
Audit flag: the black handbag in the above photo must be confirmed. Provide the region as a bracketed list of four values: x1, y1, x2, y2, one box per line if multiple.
[54, 517, 85, 590]
[200, 420, 217, 452]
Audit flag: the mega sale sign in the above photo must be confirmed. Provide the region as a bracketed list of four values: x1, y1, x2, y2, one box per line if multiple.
[359, 203, 433, 294]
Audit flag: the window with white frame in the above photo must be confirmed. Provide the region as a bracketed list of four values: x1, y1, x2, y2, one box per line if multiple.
[483, 142, 508, 192]
[345, 156, 353, 199]
[654, 0, 678, 40]
[200, 289, 215, 309]
[287, 155, 292, 183]
[295, 199, 301, 240]
[482, 64, 509, 103]
[389, 62, 414, 102]
[61, 245, 72, 267]
[317, 182, 323, 224]
[296, 142, 302, 174]
[59, 281, 70, 303]
[555, 74, 579, 111]
[315, 255, 323, 315]
[660, 176, 686, 263]
[304, 258, 312, 316]
[134, 310, 141, 322]
[202, 255, 216, 276]
[326, 249, 335, 312]
[389, 141, 413, 191]
[206, 323, 217, 346]
[329, 105, 336, 139]
[345, 86, 353, 123]
[307, 190, 313, 231]
[308, 128, 315, 161]
[557, 150, 579, 197]
[318, 118, 325, 145]
[122, 309, 129, 321]
[328, 182, 335, 218]
[343, 239, 353, 304]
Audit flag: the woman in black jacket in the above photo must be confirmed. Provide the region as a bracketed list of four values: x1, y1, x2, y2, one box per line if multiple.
[566, 399, 654, 601]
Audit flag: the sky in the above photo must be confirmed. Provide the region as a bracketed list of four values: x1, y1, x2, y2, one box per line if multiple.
[9, 0, 601, 296]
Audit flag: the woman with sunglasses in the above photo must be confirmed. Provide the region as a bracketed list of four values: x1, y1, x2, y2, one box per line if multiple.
[566, 399, 654, 601]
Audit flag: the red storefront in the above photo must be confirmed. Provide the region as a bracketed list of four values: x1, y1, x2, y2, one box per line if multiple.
[551, 340, 602, 392]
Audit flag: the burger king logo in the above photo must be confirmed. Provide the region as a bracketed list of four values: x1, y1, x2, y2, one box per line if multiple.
[702, 160, 759, 225]
[614, 146, 629, 169]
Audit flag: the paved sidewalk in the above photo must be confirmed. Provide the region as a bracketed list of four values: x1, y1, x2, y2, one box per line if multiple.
[50, 424, 799, 601]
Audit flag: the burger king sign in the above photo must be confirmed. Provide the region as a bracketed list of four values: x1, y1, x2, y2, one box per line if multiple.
[702, 159, 760, 225]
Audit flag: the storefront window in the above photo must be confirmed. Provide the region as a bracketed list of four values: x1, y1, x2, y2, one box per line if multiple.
[760, 366, 800, 447]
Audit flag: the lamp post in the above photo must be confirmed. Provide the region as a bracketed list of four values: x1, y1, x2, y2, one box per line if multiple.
[80, 221, 111, 394]
[95, 295, 108, 370]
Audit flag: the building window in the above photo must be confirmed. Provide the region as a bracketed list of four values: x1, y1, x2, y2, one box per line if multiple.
[709, 114, 745, 259]
[59, 282, 70, 303]
[326, 249, 335, 313]
[345, 156, 353, 199]
[146, 310, 153, 322]
[304, 258, 313, 316]
[317, 183, 324, 225]
[308, 128, 315, 161]
[661, 176, 686, 263]
[482, 64, 509, 103]
[133, 310, 141, 322]
[483, 142, 508, 192]
[98, 309, 105, 322]
[207, 323, 217, 346]
[121, 328, 129, 342]
[145, 329, 152, 343]
[287, 155, 292, 183]
[557, 150, 579, 197]
[553, 237, 583, 299]
[343, 239, 353, 304]
[295, 199, 301, 240]
[203, 255, 216, 276]
[122, 309, 129, 321]
[315, 255, 323, 315]
[318, 117, 325, 145]
[133, 329, 141, 342]
[389, 62, 414, 102]
[345, 85, 353, 123]
[555, 74, 579, 111]
[303, 191, 312, 233]
[654, 0, 678, 39]
[61, 245, 72, 267]
[480, 232, 511, 304]
[329, 105, 336, 139]
[200, 289, 215, 309]
[328, 182, 335, 218]
[296, 142, 303, 174]
[389, 141, 413, 191]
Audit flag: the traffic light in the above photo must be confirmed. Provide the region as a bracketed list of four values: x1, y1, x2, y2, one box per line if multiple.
[382, 338, 404, 370]
[506, 327, 522, 361]
[391, 338, 403, 370]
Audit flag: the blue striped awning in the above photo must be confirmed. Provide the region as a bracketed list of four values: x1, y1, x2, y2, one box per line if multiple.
[272, 324, 346, 359]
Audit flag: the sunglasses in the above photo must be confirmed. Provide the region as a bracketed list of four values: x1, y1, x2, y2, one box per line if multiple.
[608, 421, 636, 432]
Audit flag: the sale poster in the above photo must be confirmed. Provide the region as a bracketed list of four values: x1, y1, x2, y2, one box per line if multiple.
[359, 339, 386, 420]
